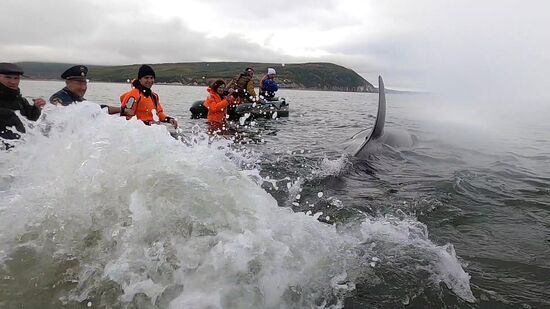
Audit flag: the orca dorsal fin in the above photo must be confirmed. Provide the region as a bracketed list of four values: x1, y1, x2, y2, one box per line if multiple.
[370, 76, 386, 140]
[353, 76, 386, 156]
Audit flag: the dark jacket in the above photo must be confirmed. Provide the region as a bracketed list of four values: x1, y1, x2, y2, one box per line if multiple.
[0, 82, 41, 140]
[49, 87, 84, 106]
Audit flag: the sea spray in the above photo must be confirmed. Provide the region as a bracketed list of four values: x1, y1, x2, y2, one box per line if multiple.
[0, 103, 475, 308]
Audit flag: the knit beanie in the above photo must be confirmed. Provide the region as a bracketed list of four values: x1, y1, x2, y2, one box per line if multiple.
[138, 65, 156, 79]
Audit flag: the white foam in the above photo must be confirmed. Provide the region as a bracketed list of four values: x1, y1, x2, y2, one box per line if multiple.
[358, 215, 476, 302]
[0, 103, 475, 307]
[313, 155, 350, 178]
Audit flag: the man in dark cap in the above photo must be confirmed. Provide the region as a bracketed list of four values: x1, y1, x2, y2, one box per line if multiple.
[120, 64, 178, 128]
[0, 62, 46, 142]
[50, 65, 120, 114]
[50, 65, 89, 106]
[138, 64, 156, 80]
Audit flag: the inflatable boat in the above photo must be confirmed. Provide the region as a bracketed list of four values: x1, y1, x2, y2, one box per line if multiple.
[190, 98, 289, 120]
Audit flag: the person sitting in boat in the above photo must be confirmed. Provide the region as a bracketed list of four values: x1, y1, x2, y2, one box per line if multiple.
[119, 65, 178, 128]
[49, 65, 121, 114]
[259, 67, 279, 101]
[227, 67, 256, 103]
[0, 62, 46, 142]
[203, 79, 236, 134]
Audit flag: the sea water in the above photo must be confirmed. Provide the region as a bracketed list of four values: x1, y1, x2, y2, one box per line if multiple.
[1, 80, 548, 308]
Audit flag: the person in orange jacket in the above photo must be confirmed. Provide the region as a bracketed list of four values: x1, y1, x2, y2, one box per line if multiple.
[203, 79, 236, 134]
[120, 65, 178, 128]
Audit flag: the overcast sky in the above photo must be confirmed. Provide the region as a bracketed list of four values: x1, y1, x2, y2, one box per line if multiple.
[1, 0, 548, 99]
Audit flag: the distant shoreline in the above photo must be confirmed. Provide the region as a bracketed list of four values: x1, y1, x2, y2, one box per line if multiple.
[23, 78, 423, 94]
[22, 78, 390, 93]
[18, 61, 378, 93]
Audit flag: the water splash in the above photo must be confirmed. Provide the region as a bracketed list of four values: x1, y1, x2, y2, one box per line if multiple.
[0, 103, 475, 307]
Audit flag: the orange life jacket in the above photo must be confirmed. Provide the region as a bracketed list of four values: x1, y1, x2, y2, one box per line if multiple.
[203, 87, 229, 124]
[120, 88, 168, 123]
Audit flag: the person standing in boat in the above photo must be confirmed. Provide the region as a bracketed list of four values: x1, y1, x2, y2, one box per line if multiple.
[49, 65, 121, 114]
[227, 67, 256, 103]
[259, 67, 279, 101]
[119, 65, 178, 128]
[203, 79, 236, 134]
[0, 62, 46, 141]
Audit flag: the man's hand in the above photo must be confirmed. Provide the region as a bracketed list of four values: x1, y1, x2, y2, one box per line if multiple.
[107, 106, 121, 115]
[32, 98, 46, 109]
[124, 108, 135, 116]
[227, 95, 236, 104]
[170, 118, 178, 129]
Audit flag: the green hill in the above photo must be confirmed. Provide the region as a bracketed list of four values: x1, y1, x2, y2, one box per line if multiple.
[16, 61, 376, 92]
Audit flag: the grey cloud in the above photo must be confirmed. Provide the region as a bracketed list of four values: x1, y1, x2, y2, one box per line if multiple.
[0, 1, 292, 65]
[316, 0, 550, 97]
[197, 0, 358, 31]
[1, 0, 104, 45]
[2, 0, 549, 97]
[89, 18, 288, 64]
[0, 0, 365, 77]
